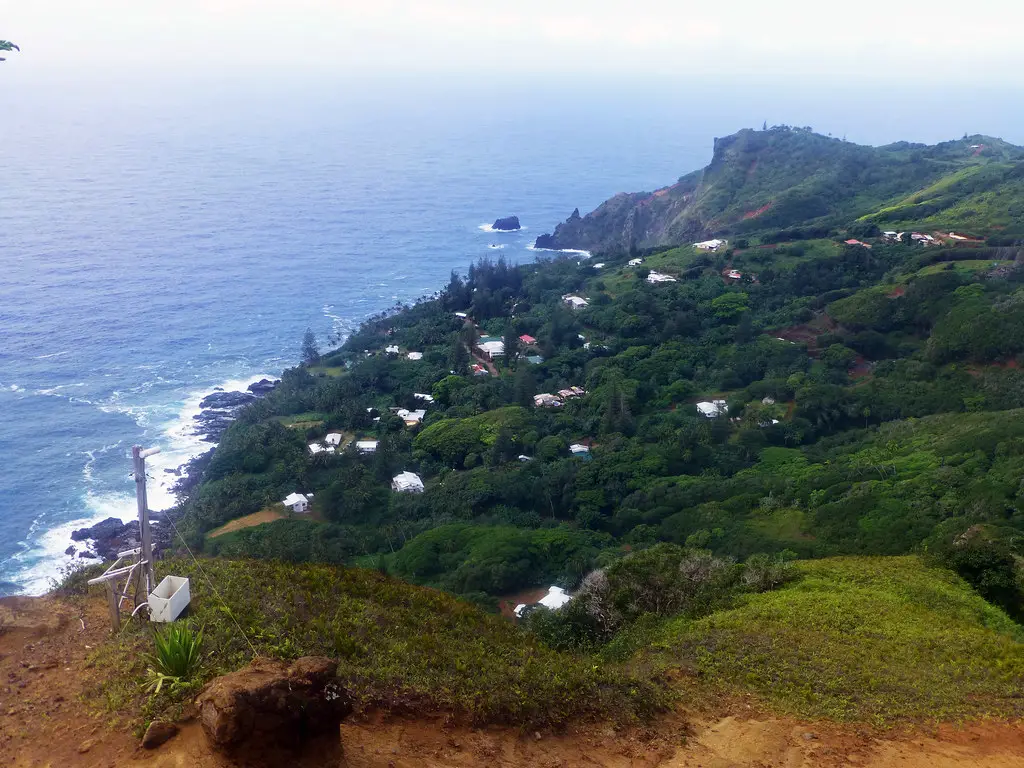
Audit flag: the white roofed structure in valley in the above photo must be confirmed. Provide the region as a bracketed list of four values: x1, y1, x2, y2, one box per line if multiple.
[391, 471, 424, 494]
[563, 295, 589, 310]
[413, 393, 435, 403]
[513, 586, 573, 618]
[356, 440, 378, 454]
[282, 493, 310, 513]
[477, 340, 505, 359]
[646, 271, 677, 283]
[406, 351, 424, 361]
[385, 345, 400, 355]
[324, 433, 344, 446]
[395, 408, 426, 426]
[308, 442, 335, 455]
[696, 400, 728, 417]
[695, 238, 727, 251]
[628, 257, 643, 266]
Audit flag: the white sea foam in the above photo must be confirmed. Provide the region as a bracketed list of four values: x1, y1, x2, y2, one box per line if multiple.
[478, 223, 528, 233]
[526, 244, 593, 258]
[10, 372, 276, 595]
[33, 350, 70, 360]
[487, 244, 506, 250]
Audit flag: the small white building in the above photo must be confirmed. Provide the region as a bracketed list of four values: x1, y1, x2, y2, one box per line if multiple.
[726, 269, 743, 280]
[593, 262, 606, 269]
[563, 295, 589, 310]
[454, 311, 468, 318]
[413, 392, 435, 403]
[478, 340, 506, 359]
[628, 257, 644, 266]
[308, 442, 335, 455]
[395, 408, 426, 426]
[392, 471, 425, 494]
[647, 271, 677, 283]
[407, 351, 424, 361]
[695, 238, 727, 251]
[356, 440, 378, 454]
[385, 345, 400, 355]
[569, 443, 590, 456]
[514, 586, 573, 618]
[534, 393, 563, 408]
[282, 493, 310, 513]
[324, 433, 344, 446]
[696, 400, 728, 418]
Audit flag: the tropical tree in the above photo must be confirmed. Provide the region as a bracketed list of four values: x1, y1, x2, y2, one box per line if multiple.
[0, 41, 19, 61]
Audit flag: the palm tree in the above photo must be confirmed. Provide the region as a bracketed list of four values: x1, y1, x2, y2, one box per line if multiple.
[0, 41, 19, 61]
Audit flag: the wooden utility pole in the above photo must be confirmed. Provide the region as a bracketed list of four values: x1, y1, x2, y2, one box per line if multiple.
[132, 445, 160, 594]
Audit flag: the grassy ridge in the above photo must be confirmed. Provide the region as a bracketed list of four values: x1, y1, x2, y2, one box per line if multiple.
[89, 557, 666, 727]
[645, 557, 1024, 722]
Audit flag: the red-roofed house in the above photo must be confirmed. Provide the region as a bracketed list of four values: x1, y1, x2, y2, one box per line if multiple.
[519, 334, 537, 345]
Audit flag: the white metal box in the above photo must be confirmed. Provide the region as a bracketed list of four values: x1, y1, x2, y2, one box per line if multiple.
[148, 575, 191, 622]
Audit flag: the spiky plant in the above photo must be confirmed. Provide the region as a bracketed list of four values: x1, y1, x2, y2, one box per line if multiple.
[0, 41, 19, 61]
[146, 623, 204, 693]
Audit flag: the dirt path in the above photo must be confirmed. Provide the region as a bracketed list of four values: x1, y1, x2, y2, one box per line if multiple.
[207, 508, 284, 538]
[3, 595, 1024, 767]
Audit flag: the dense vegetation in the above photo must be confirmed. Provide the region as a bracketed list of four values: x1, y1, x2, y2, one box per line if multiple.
[180, 219, 1024, 620]
[86, 127, 1024, 728]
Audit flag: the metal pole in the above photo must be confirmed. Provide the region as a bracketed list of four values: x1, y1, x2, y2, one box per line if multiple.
[132, 445, 156, 595]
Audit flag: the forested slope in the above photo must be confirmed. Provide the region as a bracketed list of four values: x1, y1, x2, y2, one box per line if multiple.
[177, 184, 1024, 623]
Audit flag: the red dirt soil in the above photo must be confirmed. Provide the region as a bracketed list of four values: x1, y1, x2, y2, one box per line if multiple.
[887, 286, 906, 298]
[4, 595, 1024, 767]
[743, 202, 772, 220]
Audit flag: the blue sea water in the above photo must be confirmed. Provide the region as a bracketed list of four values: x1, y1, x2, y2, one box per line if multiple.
[2, 75, 1022, 594]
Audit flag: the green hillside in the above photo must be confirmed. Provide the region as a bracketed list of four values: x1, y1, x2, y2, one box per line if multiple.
[139, 126, 1024, 728]
[535, 127, 1024, 252]
[639, 556, 1024, 722]
[84, 553, 1023, 727]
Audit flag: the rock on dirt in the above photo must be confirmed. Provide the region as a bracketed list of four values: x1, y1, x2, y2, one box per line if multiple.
[196, 656, 351, 766]
[141, 720, 179, 749]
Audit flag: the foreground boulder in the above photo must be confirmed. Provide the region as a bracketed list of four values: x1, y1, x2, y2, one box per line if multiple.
[196, 656, 351, 766]
[492, 215, 521, 231]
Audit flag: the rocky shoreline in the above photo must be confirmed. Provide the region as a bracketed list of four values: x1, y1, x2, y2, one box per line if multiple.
[67, 377, 279, 561]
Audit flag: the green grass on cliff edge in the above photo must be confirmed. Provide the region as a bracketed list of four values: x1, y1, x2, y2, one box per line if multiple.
[85, 557, 667, 729]
[627, 556, 1024, 724]
[82, 555, 1024, 730]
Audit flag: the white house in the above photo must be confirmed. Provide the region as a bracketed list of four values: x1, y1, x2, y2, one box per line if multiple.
[413, 392, 435, 403]
[385, 345, 400, 355]
[647, 271, 677, 283]
[534, 393, 563, 408]
[726, 269, 743, 280]
[392, 471, 424, 494]
[454, 311, 468, 318]
[406, 351, 424, 361]
[324, 433, 344, 447]
[356, 440, 378, 454]
[282, 493, 310, 513]
[563, 295, 589, 310]
[696, 400, 728, 417]
[593, 262, 606, 269]
[308, 442, 335, 455]
[569, 443, 590, 456]
[695, 238, 727, 251]
[628, 257, 644, 266]
[478, 340, 506, 359]
[395, 408, 426, 426]
[514, 586, 573, 618]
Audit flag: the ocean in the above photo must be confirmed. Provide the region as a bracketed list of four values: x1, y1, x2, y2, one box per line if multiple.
[2, 74, 1022, 594]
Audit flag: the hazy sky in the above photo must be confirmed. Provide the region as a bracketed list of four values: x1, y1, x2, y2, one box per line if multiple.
[3, 1, 1023, 83]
